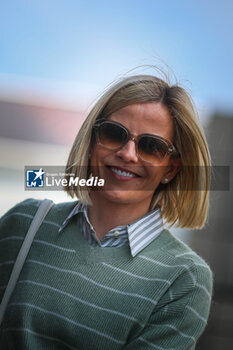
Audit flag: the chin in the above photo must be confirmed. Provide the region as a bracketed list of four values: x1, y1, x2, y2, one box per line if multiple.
[98, 189, 140, 205]
[103, 190, 132, 203]
[101, 189, 152, 207]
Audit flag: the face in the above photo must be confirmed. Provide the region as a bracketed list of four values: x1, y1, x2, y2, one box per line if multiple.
[90, 102, 181, 213]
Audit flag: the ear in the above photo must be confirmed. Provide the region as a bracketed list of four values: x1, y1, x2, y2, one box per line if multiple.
[161, 157, 183, 184]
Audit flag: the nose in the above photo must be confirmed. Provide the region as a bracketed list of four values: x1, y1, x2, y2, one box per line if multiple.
[116, 140, 138, 163]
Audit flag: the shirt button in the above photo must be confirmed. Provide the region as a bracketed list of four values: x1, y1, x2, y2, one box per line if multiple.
[114, 231, 120, 237]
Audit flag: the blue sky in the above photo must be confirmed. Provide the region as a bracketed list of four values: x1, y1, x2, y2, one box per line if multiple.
[0, 0, 233, 117]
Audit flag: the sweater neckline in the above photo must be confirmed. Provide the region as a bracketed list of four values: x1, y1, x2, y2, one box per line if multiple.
[60, 219, 133, 264]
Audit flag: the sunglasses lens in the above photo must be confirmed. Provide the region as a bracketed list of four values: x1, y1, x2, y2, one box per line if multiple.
[138, 136, 168, 163]
[98, 123, 128, 149]
[96, 121, 172, 164]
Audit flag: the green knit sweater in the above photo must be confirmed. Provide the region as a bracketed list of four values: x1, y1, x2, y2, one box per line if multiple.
[0, 199, 212, 350]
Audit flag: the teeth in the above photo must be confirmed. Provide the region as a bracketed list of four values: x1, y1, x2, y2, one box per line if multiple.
[111, 167, 136, 177]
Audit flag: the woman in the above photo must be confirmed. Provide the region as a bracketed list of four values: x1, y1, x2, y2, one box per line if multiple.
[0, 74, 212, 349]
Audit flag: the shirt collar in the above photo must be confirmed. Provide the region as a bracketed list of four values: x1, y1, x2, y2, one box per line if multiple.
[127, 210, 163, 256]
[59, 202, 164, 257]
[59, 201, 86, 232]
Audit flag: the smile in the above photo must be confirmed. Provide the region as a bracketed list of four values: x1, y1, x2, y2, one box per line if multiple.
[109, 167, 138, 178]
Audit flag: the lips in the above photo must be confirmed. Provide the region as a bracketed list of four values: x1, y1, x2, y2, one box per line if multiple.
[107, 166, 141, 179]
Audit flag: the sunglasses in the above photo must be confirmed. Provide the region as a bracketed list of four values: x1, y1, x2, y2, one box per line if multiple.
[93, 119, 178, 164]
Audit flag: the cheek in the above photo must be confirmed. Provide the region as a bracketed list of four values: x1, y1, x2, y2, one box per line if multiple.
[148, 165, 167, 180]
[147, 165, 168, 189]
[90, 144, 118, 167]
[89, 146, 99, 177]
[90, 145, 103, 166]
[89, 145, 112, 176]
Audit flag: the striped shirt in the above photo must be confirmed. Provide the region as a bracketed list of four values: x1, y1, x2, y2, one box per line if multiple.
[59, 202, 164, 257]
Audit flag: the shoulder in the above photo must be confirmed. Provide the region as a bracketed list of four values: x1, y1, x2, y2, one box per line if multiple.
[0, 198, 40, 228]
[142, 229, 213, 297]
[1, 198, 79, 215]
[160, 229, 212, 275]
[151, 229, 212, 270]
[0, 198, 78, 237]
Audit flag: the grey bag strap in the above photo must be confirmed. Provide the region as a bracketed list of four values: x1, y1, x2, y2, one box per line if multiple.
[0, 198, 53, 325]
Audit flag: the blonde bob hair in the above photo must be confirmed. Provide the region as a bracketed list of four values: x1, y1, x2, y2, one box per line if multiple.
[65, 74, 210, 229]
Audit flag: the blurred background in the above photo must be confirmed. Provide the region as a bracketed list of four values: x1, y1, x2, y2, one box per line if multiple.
[0, 0, 233, 348]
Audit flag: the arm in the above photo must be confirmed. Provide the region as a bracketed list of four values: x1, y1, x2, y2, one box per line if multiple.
[124, 260, 212, 350]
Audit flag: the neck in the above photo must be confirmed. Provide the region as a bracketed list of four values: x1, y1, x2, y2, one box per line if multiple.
[88, 192, 151, 240]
